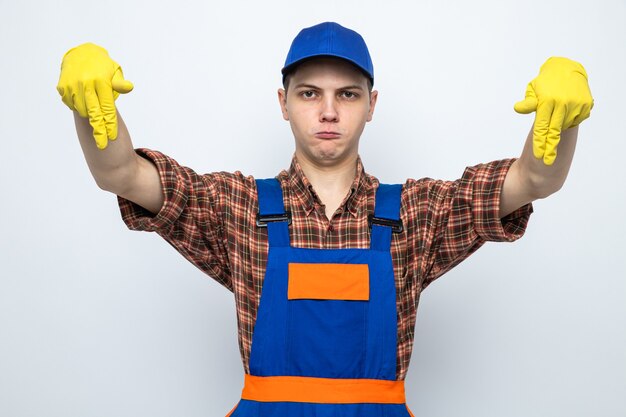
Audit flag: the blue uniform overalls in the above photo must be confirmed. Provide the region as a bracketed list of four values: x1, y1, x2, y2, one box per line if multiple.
[228, 179, 414, 417]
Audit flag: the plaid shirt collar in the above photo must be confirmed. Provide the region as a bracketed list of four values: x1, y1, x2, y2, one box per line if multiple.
[287, 155, 368, 218]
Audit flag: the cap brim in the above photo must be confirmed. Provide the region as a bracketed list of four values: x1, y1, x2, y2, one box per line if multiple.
[281, 54, 374, 86]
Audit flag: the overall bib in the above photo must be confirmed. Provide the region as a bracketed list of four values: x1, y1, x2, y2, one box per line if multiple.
[228, 179, 414, 417]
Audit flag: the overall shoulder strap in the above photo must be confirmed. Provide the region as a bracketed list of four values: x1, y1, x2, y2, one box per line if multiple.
[370, 183, 403, 252]
[255, 178, 290, 247]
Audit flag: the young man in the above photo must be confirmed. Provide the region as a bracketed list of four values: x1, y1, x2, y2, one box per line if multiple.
[57, 22, 593, 417]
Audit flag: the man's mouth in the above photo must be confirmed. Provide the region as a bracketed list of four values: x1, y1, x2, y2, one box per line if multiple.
[314, 131, 341, 139]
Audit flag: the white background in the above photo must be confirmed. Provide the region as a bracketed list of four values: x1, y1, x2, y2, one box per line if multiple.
[1, 0, 625, 416]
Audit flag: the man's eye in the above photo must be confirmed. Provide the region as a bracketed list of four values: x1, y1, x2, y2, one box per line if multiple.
[301, 91, 316, 98]
[341, 91, 358, 99]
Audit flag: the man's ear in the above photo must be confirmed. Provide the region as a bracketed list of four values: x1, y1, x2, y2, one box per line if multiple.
[278, 88, 289, 121]
[366, 90, 379, 122]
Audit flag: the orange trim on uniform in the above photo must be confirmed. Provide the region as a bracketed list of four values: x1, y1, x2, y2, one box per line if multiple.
[241, 374, 405, 404]
[288, 263, 370, 300]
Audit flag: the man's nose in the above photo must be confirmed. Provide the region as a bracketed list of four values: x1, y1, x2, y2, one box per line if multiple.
[319, 97, 339, 122]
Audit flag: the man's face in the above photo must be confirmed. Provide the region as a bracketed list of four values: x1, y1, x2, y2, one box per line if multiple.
[278, 57, 378, 168]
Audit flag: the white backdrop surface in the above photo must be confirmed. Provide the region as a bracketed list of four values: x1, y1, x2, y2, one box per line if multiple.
[1, 0, 625, 416]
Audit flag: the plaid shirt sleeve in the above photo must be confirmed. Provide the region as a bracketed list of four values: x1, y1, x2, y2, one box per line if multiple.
[116, 148, 255, 292]
[403, 158, 533, 290]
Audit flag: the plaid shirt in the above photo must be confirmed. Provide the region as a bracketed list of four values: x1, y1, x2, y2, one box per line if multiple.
[118, 150, 532, 380]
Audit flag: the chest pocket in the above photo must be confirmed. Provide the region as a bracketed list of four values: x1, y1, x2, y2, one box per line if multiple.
[287, 262, 370, 378]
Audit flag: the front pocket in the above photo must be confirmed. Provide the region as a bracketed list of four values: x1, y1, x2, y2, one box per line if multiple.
[286, 263, 370, 377]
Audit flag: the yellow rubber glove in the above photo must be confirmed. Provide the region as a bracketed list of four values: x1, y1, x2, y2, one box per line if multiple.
[56, 43, 134, 149]
[514, 57, 594, 165]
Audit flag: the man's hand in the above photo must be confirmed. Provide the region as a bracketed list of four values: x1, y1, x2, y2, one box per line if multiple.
[514, 57, 594, 165]
[56, 43, 134, 149]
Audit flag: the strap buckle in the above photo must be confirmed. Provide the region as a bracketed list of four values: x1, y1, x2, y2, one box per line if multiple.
[368, 215, 404, 233]
[256, 212, 292, 228]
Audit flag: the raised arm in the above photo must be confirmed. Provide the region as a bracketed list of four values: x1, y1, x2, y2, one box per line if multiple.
[73, 109, 163, 214]
[499, 57, 593, 218]
[58, 43, 163, 214]
[500, 124, 578, 218]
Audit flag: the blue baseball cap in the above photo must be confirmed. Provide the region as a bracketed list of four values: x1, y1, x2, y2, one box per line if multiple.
[282, 22, 374, 86]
